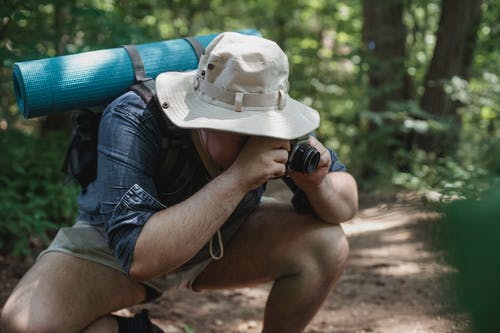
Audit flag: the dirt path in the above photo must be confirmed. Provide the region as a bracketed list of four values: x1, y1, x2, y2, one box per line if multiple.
[0, 183, 471, 332]
[134, 203, 469, 332]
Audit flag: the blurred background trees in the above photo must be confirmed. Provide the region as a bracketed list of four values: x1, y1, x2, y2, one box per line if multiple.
[1, 0, 499, 256]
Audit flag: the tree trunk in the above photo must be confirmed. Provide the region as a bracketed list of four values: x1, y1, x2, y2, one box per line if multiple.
[360, 0, 410, 178]
[417, 0, 483, 154]
[40, 1, 72, 134]
[362, 0, 409, 112]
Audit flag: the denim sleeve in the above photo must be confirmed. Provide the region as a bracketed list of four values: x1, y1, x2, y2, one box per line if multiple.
[107, 184, 166, 272]
[282, 147, 347, 214]
[96, 92, 165, 272]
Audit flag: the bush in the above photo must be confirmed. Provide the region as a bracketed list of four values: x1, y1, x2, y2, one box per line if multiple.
[0, 128, 79, 257]
[439, 188, 500, 333]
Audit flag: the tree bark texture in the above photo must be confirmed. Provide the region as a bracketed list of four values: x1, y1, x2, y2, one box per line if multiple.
[40, 1, 72, 134]
[418, 0, 483, 153]
[360, 0, 411, 178]
[362, 0, 409, 112]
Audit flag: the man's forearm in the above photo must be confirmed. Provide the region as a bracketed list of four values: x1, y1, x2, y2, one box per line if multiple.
[302, 172, 358, 224]
[129, 169, 248, 281]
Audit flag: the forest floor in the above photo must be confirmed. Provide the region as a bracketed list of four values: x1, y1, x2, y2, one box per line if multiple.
[0, 181, 472, 333]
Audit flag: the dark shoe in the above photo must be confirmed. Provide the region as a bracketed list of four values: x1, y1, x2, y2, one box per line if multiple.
[138, 309, 165, 333]
[116, 309, 165, 333]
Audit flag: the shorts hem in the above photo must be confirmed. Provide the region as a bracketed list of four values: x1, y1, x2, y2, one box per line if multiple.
[37, 248, 163, 302]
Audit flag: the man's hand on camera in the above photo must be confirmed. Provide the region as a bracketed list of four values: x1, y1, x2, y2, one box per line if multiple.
[227, 136, 290, 191]
[287, 136, 331, 191]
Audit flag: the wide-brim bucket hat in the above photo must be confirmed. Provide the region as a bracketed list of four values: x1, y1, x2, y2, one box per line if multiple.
[155, 32, 320, 140]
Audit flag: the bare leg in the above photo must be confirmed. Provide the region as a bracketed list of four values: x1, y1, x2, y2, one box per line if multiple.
[1, 252, 146, 333]
[193, 201, 349, 333]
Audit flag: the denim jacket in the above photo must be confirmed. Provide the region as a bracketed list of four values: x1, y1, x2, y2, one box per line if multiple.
[77, 91, 346, 273]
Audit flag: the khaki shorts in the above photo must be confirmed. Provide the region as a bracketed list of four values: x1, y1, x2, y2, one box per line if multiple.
[38, 221, 212, 301]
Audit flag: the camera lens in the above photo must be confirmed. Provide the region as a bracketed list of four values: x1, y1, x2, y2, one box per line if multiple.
[289, 143, 320, 173]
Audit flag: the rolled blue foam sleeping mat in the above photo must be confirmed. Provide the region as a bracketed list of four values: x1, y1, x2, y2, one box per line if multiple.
[13, 29, 260, 118]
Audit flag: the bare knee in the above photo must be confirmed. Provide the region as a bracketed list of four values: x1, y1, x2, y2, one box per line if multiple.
[1, 272, 73, 333]
[1, 306, 68, 333]
[299, 220, 350, 285]
[0, 296, 58, 333]
[1, 294, 23, 333]
[320, 223, 349, 279]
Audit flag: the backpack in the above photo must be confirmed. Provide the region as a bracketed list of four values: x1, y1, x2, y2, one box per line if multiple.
[62, 37, 204, 189]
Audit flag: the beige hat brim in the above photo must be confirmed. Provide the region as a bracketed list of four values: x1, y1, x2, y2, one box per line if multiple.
[156, 71, 320, 140]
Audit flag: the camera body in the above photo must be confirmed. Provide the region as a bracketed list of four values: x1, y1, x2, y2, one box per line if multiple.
[288, 136, 320, 173]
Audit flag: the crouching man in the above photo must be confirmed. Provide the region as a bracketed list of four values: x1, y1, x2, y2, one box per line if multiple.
[1, 32, 357, 333]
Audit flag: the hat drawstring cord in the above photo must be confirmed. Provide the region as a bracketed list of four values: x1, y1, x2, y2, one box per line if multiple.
[209, 229, 224, 260]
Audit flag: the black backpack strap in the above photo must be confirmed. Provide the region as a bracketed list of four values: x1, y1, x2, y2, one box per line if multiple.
[122, 44, 156, 103]
[122, 44, 149, 83]
[122, 44, 172, 145]
[184, 36, 204, 61]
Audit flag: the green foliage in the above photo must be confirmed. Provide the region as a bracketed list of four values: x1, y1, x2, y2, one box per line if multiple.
[1, 0, 499, 256]
[438, 188, 500, 333]
[0, 129, 79, 257]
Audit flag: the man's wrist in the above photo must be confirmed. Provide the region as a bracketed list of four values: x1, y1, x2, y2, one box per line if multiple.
[299, 173, 331, 196]
[218, 168, 253, 196]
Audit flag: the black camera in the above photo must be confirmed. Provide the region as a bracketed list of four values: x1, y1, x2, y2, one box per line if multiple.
[288, 136, 320, 173]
